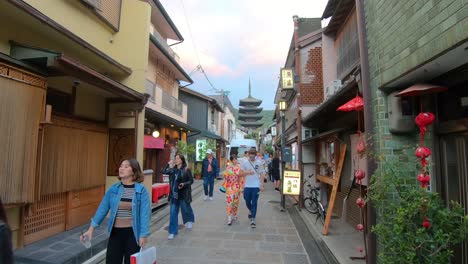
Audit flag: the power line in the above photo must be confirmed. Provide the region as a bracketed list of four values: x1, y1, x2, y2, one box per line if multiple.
[180, 0, 222, 94]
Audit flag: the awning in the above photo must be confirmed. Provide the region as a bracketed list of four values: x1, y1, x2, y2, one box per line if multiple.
[200, 130, 228, 143]
[145, 107, 200, 135]
[144, 135, 164, 149]
[9, 42, 148, 102]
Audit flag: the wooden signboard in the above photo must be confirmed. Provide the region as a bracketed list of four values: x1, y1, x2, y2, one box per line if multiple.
[316, 141, 347, 235]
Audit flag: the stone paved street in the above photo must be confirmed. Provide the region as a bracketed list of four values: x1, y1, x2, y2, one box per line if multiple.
[148, 181, 313, 264]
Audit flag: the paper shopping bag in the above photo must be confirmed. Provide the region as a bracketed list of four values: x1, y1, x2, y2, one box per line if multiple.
[130, 246, 157, 264]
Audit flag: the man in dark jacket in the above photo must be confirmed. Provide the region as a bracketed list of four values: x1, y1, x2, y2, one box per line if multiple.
[201, 149, 219, 201]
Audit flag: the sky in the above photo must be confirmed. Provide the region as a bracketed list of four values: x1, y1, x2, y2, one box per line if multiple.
[160, 0, 329, 110]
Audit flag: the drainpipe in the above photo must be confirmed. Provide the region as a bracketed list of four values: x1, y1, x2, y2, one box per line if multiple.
[293, 15, 304, 208]
[355, 0, 376, 263]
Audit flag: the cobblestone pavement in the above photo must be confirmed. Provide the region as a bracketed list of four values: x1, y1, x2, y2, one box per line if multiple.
[148, 181, 313, 264]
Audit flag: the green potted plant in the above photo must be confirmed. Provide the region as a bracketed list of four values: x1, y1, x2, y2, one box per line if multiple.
[369, 157, 467, 263]
[193, 163, 202, 180]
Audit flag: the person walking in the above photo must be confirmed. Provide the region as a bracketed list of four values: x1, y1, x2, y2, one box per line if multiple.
[81, 159, 151, 264]
[272, 152, 281, 192]
[162, 154, 195, 240]
[201, 149, 219, 201]
[0, 197, 13, 264]
[241, 149, 266, 228]
[223, 155, 245, 225]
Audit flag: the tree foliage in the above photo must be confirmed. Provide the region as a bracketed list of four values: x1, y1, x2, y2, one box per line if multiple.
[369, 159, 467, 263]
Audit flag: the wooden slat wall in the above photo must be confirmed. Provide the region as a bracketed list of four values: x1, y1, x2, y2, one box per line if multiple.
[66, 185, 104, 230]
[0, 63, 46, 204]
[40, 117, 108, 195]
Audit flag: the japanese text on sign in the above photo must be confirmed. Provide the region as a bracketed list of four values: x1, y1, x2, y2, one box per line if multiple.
[282, 170, 301, 195]
[281, 68, 294, 89]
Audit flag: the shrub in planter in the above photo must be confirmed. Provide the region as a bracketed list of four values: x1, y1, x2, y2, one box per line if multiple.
[369, 159, 467, 264]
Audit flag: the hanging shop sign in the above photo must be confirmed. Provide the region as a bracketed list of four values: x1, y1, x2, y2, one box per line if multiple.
[282, 170, 301, 195]
[280, 68, 294, 89]
[196, 139, 207, 162]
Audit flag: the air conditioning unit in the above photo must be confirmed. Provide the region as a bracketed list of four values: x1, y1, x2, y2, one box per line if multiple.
[325, 80, 342, 100]
[302, 128, 319, 140]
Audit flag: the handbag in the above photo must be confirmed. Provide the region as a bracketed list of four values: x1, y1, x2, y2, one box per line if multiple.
[219, 180, 227, 193]
[130, 246, 157, 264]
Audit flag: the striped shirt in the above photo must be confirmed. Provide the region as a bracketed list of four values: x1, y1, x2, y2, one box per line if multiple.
[114, 184, 135, 228]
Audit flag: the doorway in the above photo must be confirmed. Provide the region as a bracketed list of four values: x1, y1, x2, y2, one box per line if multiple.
[439, 132, 467, 263]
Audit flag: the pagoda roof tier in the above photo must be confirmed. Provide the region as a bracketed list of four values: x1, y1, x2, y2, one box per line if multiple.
[239, 96, 262, 106]
[238, 113, 263, 121]
[239, 120, 264, 128]
[239, 107, 263, 113]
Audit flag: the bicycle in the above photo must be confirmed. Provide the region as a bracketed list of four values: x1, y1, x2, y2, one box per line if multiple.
[303, 174, 326, 224]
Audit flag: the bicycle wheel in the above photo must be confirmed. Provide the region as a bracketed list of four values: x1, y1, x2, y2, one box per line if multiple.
[304, 198, 319, 214]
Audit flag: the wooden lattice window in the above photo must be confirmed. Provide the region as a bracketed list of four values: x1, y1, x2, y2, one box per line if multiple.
[24, 193, 67, 245]
[335, 12, 360, 79]
[81, 0, 122, 31]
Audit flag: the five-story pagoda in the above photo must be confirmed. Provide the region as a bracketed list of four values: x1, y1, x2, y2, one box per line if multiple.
[238, 79, 263, 130]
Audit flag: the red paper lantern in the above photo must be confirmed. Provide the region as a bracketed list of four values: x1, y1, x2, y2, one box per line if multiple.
[415, 147, 431, 159]
[415, 112, 435, 136]
[422, 216, 431, 229]
[417, 173, 430, 188]
[356, 197, 365, 208]
[357, 140, 366, 155]
[357, 224, 364, 231]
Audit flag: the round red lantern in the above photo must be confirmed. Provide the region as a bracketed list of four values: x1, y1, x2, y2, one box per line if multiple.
[356, 197, 365, 208]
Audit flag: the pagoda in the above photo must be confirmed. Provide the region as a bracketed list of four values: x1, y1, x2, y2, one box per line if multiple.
[238, 79, 263, 129]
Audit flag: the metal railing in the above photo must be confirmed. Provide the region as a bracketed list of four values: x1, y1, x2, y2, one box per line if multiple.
[161, 90, 183, 116]
[150, 29, 180, 62]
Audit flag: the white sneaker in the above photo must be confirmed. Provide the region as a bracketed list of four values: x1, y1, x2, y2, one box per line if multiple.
[209, 197, 213, 201]
[186, 222, 193, 230]
[227, 216, 232, 225]
[203, 196, 208, 201]
[168, 234, 175, 240]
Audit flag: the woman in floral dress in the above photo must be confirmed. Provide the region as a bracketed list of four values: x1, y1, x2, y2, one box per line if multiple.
[224, 155, 244, 225]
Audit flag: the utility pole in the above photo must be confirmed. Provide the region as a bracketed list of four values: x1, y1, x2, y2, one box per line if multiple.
[293, 15, 304, 209]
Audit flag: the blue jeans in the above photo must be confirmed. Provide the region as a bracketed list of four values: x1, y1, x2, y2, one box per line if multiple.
[243, 187, 260, 219]
[169, 199, 195, 235]
[203, 175, 215, 197]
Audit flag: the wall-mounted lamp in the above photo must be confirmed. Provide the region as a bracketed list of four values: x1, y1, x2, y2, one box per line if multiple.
[279, 100, 288, 111]
[152, 130, 160, 138]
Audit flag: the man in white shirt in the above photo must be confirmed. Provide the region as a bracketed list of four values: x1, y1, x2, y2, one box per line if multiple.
[240, 149, 265, 227]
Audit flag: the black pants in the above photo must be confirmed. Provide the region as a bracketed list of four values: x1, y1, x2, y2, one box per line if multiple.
[106, 227, 140, 264]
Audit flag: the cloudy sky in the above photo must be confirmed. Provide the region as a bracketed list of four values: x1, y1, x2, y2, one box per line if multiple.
[160, 0, 328, 110]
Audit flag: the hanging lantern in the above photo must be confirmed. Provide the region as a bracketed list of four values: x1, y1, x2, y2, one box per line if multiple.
[355, 169, 366, 185]
[422, 216, 431, 229]
[356, 224, 364, 231]
[356, 197, 365, 208]
[417, 173, 431, 188]
[415, 147, 431, 159]
[415, 112, 435, 137]
[357, 140, 366, 155]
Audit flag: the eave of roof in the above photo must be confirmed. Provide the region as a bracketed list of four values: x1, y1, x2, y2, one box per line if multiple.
[149, 34, 193, 83]
[151, 0, 184, 41]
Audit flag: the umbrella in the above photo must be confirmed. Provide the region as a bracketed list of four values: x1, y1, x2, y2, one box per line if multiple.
[337, 95, 364, 112]
[397, 84, 448, 97]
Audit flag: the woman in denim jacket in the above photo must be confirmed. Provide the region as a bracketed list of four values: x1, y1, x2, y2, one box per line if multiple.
[162, 154, 194, 240]
[81, 159, 151, 264]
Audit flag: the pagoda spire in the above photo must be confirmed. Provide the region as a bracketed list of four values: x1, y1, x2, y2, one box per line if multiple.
[248, 77, 251, 97]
